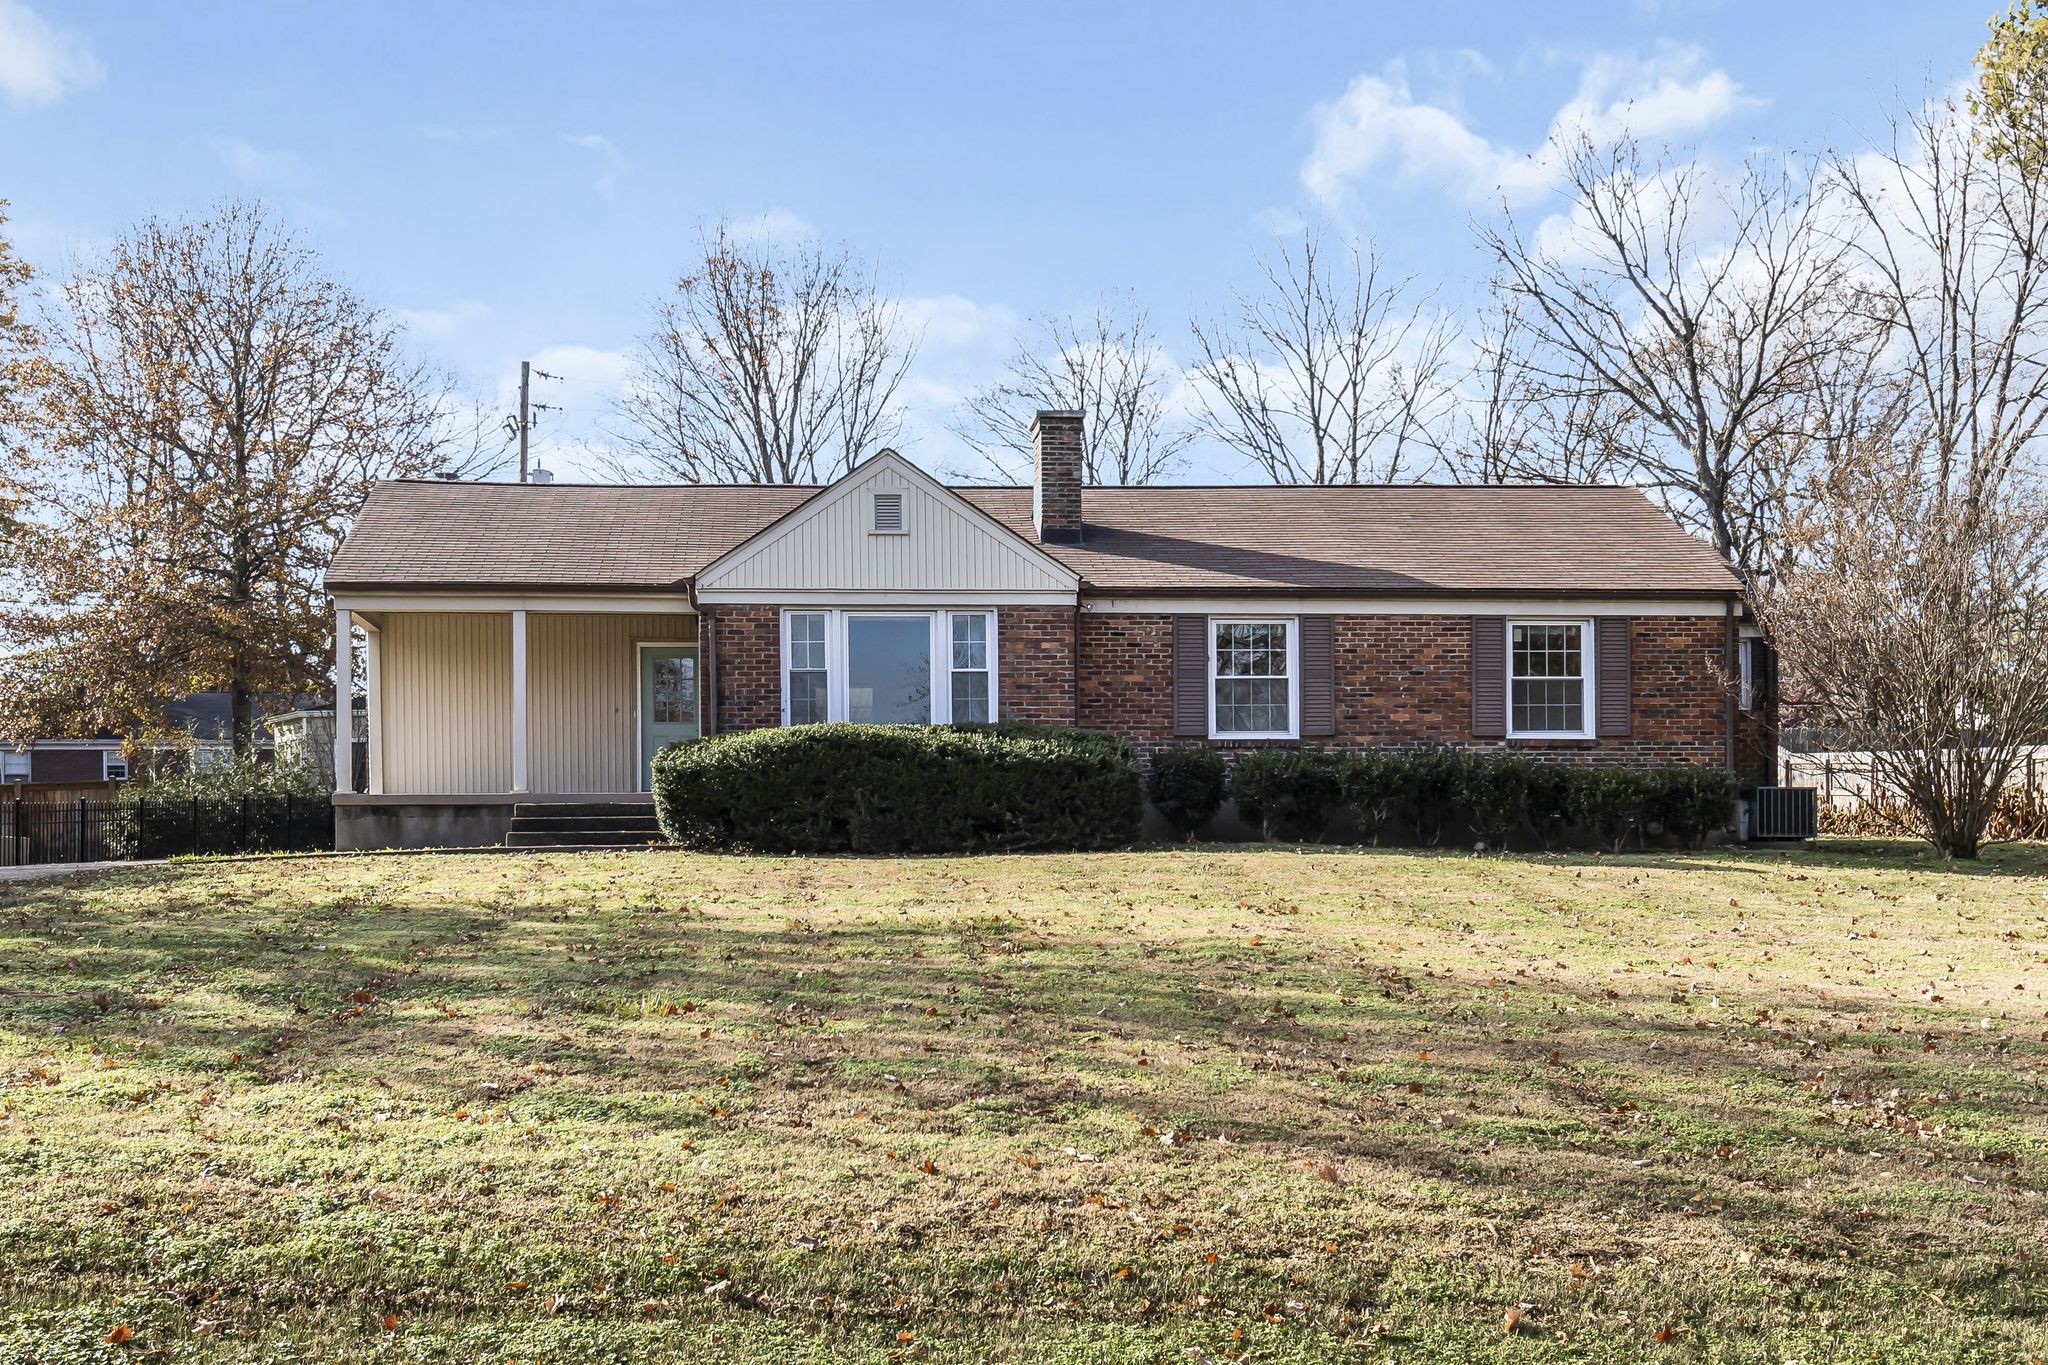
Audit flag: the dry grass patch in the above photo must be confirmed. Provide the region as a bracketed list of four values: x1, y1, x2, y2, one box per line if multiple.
[0, 841, 2044, 1361]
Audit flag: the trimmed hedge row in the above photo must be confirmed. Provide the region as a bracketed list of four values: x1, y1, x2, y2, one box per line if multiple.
[651, 723, 1143, 853]
[1146, 745, 1739, 850]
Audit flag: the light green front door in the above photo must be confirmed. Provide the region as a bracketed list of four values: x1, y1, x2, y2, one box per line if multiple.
[640, 646, 700, 789]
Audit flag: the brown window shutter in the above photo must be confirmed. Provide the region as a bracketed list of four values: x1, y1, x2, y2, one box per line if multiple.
[1172, 615, 1209, 737]
[1470, 617, 1506, 738]
[1596, 617, 1631, 737]
[699, 615, 717, 736]
[1299, 616, 1335, 737]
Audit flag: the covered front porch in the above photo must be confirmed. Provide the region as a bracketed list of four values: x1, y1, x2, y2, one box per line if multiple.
[328, 594, 703, 849]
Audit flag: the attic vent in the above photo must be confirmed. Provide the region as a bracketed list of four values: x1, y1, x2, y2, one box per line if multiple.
[871, 490, 906, 534]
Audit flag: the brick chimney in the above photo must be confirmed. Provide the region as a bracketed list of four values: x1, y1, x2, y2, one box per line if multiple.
[1032, 409, 1084, 544]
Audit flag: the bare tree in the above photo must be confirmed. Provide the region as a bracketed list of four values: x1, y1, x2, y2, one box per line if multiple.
[950, 296, 1191, 485]
[610, 223, 916, 483]
[1475, 135, 1860, 579]
[1828, 97, 2048, 517]
[1451, 297, 1647, 486]
[1759, 455, 2048, 859]
[0, 201, 492, 752]
[1190, 233, 1456, 485]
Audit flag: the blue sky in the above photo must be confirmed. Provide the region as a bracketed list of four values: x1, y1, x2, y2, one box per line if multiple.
[0, 0, 1993, 482]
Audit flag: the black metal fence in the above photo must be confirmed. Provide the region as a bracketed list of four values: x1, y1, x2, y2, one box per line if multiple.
[0, 794, 334, 866]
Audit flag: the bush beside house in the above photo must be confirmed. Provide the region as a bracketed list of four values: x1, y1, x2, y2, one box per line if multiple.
[1147, 744, 1740, 850]
[652, 723, 1143, 853]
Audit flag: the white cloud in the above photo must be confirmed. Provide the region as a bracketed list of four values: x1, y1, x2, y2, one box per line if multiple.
[895, 293, 1016, 350]
[394, 299, 489, 340]
[212, 138, 306, 185]
[1302, 44, 1756, 212]
[1251, 206, 1307, 237]
[563, 132, 626, 197]
[725, 207, 817, 246]
[0, 1, 101, 107]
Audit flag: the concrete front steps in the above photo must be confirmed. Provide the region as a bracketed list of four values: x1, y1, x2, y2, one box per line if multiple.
[505, 801, 666, 848]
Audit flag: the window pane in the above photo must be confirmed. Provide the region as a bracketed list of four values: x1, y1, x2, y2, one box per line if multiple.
[651, 656, 696, 724]
[951, 670, 990, 723]
[789, 612, 828, 671]
[951, 613, 987, 670]
[847, 616, 931, 724]
[788, 670, 827, 725]
[1512, 679, 1584, 733]
[1509, 622, 1585, 732]
[1215, 620, 1289, 679]
[1214, 677, 1289, 734]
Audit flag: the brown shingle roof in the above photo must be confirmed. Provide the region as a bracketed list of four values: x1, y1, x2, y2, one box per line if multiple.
[326, 480, 817, 591]
[326, 478, 1741, 598]
[957, 485, 1742, 596]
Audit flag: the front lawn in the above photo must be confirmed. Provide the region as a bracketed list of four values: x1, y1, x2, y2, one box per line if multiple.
[1, 842, 2045, 1362]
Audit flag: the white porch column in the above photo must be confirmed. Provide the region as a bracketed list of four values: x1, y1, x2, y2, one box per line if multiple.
[363, 620, 384, 795]
[333, 607, 353, 793]
[510, 609, 529, 793]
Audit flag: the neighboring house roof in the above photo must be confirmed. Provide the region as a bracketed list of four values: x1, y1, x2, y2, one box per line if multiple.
[326, 476, 1742, 599]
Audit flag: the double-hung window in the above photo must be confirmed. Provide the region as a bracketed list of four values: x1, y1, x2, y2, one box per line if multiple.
[949, 613, 992, 723]
[786, 612, 830, 724]
[782, 610, 997, 726]
[1508, 620, 1593, 738]
[1210, 618, 1297, 739]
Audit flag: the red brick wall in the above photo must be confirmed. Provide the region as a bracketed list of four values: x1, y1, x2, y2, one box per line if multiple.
[997, 607, 1076, 724]
[711, 605, 1742, 771]
[1081, 611, 1734, 768]
[706, 606, 782, 733]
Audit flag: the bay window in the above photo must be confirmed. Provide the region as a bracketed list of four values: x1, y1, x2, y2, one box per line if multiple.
[1508, 620, 1592, 738]
[1210, 618, 1297, 739]
[781, 610, 998, 726]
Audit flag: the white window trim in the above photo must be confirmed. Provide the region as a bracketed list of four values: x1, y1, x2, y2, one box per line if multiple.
[780, 608, 999, 726]
[1738, 638, 1756, 712]
[1506, 618, 1596, 740]
[103, 755, 130, 781]
[1207, 616, 1300, 741]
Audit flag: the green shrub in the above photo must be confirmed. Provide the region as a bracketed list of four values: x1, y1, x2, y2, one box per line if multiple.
[1399, 747, 1466, 846]
[650, 722, 1141, 854]
[1571, 767, 1651, 853]
[1457, 751, 1536, 850]
[1147, 747, 1228, 838]
[1338, 750, 1405, 845]
[1645, 767, 1739, 848]
[1525, 762, 1581, 851]
[1230, 748, 1343, 841]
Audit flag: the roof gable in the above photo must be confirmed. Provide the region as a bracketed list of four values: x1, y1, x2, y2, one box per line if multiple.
[693, 450, 1080, 602]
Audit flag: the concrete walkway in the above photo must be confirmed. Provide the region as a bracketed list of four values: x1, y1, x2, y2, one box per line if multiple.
[0, 860, 162, 882]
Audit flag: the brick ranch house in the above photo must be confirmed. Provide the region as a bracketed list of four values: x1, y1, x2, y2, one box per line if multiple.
[323, 411, 1776, 849]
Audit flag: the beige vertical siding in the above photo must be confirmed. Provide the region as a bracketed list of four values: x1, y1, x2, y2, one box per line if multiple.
[377, 610, 697, 795]
[381, 613, 513, 794]
[529, 613, 696, 792]
[697, 455, 1075, 595]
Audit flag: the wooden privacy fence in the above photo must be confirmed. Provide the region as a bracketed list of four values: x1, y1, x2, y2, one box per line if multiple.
[1781, 748, 2048, 839]
[0, 793, 335, 866]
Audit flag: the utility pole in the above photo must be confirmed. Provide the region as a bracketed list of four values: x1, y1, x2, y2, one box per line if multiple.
[506, 362, 558, 483]
[518, 360, 531, 483]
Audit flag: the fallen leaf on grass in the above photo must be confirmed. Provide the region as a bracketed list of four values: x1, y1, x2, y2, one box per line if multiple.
[104, 1324, 132, 1345]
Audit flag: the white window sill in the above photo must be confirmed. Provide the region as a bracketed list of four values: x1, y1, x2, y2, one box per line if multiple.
[1210, 732, 1300, 742]
[1508, 731, 1595, 741]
